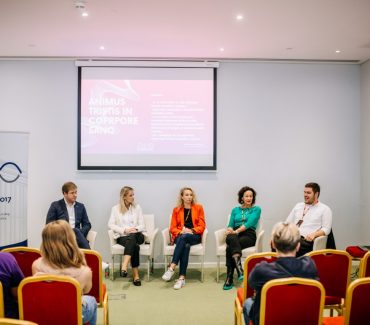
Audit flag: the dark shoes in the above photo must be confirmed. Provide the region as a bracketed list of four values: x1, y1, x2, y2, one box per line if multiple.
[120, 269, 128, 277]
[133, 278, 141, 286]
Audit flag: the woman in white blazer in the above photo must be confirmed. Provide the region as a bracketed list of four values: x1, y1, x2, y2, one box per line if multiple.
[108, 186, 146, 286]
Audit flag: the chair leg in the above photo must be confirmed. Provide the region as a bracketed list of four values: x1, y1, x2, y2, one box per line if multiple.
[217, 256, 220, 283]
[111, 255, 115, 280]
[147, 256, 150, 281]
[201, 255, 204, 282]
[151, 257, 154, 274]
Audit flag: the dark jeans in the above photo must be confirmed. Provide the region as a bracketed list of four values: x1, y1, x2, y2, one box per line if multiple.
[117, 233, 145, 267]
[172, 233, 201, 276]
[225, 229, 256, 267]
[296, 237, 314, 257]
[73, 228, 90, 249]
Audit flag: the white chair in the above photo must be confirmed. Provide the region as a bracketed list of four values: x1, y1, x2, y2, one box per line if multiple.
[214, 216, 264, 282]
[161, 218, 208, 282]
[139, 214, 159, 280]
[87, 230, 97, 250]
[108, 214, 158, 280]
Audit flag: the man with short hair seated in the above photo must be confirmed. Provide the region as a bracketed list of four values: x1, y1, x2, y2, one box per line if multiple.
[243, 222, 318, 325]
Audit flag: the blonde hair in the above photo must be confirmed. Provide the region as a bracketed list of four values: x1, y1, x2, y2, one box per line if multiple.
[176, 187, 197, 207]
[119, 186, 136, 214]
[271, 222, 300, 253]
[40, 220, 86, 269]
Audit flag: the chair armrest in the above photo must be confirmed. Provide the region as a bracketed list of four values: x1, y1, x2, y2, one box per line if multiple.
[201, 228, 208, 249]
[313, 235, 328, 251]
[214, 228, 226, 247]
[147, 228, 159, 256]
[162, 228, 171, 246]
[108, 230, 116, 246]
[255, 229, 265, 252]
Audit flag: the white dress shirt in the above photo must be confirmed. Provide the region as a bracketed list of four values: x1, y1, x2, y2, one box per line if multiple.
[286, 201, 332, 237]
[64, 199, 76, 228]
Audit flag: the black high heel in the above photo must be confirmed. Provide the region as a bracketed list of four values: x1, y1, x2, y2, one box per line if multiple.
[133, 278, 141, 286]
[120, 269, 128, 277]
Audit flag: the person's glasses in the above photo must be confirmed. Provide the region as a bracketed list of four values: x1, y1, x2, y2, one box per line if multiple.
[296, 219, 304, 227]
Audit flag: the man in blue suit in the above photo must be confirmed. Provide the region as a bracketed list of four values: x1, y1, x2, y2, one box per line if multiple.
[46, 182, 91, 249]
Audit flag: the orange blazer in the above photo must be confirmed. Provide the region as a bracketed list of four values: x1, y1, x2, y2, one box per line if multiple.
[170, 204, 206, 240]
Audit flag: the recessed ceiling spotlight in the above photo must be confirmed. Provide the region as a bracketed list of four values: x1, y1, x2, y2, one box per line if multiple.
[99, 46, 105, 50]
[220, 47, 225, 52]
[286, 47, 293, 50]
[335, 49, 341, 53]
[81, 12, 89, 17]
[236, 14, 244, 21]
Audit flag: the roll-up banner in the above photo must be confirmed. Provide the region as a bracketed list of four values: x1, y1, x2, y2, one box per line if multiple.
[0, 131, 29, 249]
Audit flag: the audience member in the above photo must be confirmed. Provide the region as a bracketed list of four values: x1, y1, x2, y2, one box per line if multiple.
[286, 182, 332, 256]
[108, 186, 146, 286]
[32, 220, 97, 325]
[243, 222, 318, 325]
[162, 187, 206, 290]
[223, 186, 261, 290]
[46, 181, 91, 249]
[0, 252, 24, 318]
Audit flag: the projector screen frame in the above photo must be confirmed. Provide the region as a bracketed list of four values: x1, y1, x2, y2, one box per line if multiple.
[77, 61, 218, 171]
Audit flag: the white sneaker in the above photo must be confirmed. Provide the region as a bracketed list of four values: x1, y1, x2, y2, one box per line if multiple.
[162, 268, 175, 281]
[174, 278, 185, 290]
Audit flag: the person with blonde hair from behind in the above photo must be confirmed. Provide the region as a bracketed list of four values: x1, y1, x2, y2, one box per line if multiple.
[108, 186, 146, 286]
[162, 187, 206, 290]
[32, 220, 97, 325]
[243, 222, 318, 325]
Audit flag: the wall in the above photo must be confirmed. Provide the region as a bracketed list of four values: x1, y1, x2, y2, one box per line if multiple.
[0, 60, 361, 265]
[361, 60, 370, 240]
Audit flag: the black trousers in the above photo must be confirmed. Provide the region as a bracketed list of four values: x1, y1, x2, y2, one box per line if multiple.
[116, 233, 145, 268]
[225, 229, 256, 267]
[296, 237, 314, 257]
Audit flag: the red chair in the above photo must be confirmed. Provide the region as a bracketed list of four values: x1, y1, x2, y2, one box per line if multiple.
[1, 247, 41, 278]
[307, 249, 351, 316]
[358, 250, 370, 277]
[18, 275, 88, 325]
[81, 249, 109, 325]
[259, 277, 325, 325]
[234, 252, 277, 325]
[323, 277, 370, 325]
[0, 318, 38, 325]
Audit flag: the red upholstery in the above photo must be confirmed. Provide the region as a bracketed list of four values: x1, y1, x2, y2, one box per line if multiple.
[261, 280, 323, 325]
[4, 249, 41, 277]
[83, 252, 101, 304]
[19, 276, 82, 325]
[346, 246, 366, 259]
[348, 280, 370, 324]
[309, 253, 349, 303]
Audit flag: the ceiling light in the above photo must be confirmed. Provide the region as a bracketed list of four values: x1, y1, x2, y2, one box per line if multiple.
[99, 46, 105, 50]
[335, 49, 341, 53]
[236, 14, 244, 21]
[220, 47, 225, 52]
[81, 12, 89, 17]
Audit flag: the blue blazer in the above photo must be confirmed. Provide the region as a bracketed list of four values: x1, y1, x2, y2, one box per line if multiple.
[46, 199, 91, 237]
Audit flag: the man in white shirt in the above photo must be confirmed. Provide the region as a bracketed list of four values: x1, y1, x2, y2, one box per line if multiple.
[46, 182, 91, 249]
[286, 182, 332, 256]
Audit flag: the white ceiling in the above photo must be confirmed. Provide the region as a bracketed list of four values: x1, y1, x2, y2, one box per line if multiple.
[1, 0, 370, 63]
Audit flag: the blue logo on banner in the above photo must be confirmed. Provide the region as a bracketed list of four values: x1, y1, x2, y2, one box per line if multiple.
[0, 162, 22, 183]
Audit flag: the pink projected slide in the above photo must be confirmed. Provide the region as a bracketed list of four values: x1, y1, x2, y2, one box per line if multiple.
[80, 79, 214, 156]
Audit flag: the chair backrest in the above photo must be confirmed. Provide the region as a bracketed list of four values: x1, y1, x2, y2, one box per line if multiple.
[359, 251, 370, 278]
[86, 230, 97, 250]
[0, 282, 4, 318]
[18, 275, 82, 325]
[108, 229, 116, 246]
[1, 247, 41, 278]
[0, 318, 38, 325]
[260, 277, 325, 325]
[242, 252, 278, 300]
[307, 249, 352, 300]
[344, 277, 370, 325]
[312, 235, 328, 251]
[143, 214, 155, 240]
[81, 249, 103, 306]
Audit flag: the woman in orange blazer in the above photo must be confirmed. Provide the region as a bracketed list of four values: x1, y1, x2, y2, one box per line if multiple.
[162, 187, 206, 290]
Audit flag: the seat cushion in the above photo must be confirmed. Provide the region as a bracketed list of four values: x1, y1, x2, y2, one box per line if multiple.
[322, 316, 344, 325]
[111, 244, 125, 254]
[346, 246, 366, 258]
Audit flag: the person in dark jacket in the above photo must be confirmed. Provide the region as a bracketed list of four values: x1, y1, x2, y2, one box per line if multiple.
[243, 222, 318, 325]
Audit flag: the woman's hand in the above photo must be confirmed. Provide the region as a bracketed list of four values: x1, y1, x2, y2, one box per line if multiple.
[125, 227, 138, 234]
[181, 227, 193, 234]
[225, 227, 234, 235]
